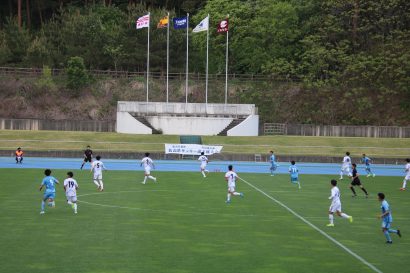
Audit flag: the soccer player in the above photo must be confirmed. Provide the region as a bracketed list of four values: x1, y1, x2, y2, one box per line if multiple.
[225, 165, 244, 203]
[15, 147, 23, 164]
[141, 152, 157, 184]
[400, 158, 410, 191]
[289, 160, 301, 189]
[63, 171, 79, 214]
[339, 152, 352, 180]
[80, 145, 93, 170]
[39, 169, 59, 214]
[327, 179, 353, 227]
[269, 151, 277, 176]
[361, 154, 375, 177]
[349, 163, 369, 198]
[198, 152, 209, 178]
[377, 193, 401, 244]
[91, 155, 107, 191]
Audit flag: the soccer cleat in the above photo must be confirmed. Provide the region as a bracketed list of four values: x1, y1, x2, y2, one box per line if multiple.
[326, 223, 334, 227]
[373, 174, 376, 177]
[240, 193, 244, 198]
[270, 174, 275, 176]
[40, 211, 45, 215]
[349, 216, 353, 223]
[226, 200, 231, 204]
[365, 194, 369, 198]
[386, 241, 393, 244]
[141, 182, 146, 185]
[397, 229, 402, 238]
[352, 194, 357, 197]
[74, 211, 78, 214]
[400, 188, 406, 191]
[339, 177, 343, 180]
[367, 174, 371, 177]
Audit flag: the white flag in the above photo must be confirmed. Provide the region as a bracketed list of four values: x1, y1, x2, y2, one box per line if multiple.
[136, 14, 150, 29]
[193, 16, 209, 33]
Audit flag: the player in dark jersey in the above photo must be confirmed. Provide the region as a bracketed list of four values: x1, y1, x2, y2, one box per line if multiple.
[350, 163, 369, 198]
[80, 145, 93, 170]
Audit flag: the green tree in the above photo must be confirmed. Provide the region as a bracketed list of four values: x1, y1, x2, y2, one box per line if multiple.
[66, 56, 89, 93]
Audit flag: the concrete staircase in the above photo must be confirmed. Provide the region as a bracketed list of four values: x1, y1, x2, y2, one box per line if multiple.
[218, 118, 245, 136]
[134, 116, 161, 134]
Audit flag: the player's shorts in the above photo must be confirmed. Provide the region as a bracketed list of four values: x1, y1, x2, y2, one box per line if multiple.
[291, 176, 299, 183]
[405, 174, 410, 181]
[144, 167, 151, 175]
[381, 220, 391, 229]
[43, 192, 55, 200]
[93, 173, 102, 180]
[228, 186, 236, 193]
[84, 156, 92, 162]
[329, 202, 341, 213]
[351, 178, 362, 186]
[341, 166, 351, 175]
[200, 163, 207, 170]
[270, 163, 277, 171]
[365, 165, 371, 171]
[66, 195, 77, 203]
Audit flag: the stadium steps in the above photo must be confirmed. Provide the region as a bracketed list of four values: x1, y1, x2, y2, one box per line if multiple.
[134, 116, 161, 134]
[217, 118, 245, 136]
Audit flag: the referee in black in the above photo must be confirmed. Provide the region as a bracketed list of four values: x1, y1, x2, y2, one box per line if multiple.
[80, 145, 93, 170]
[350, 163, 369, 198]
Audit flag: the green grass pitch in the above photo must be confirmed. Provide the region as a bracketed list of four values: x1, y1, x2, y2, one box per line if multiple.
[0, 168, 408, 273]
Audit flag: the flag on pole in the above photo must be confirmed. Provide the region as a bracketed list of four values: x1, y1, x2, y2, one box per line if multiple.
[136, 14, 150, 29]
[217, 18, 229, 33]
[193, 16, 209, 33]
[173, 17, 188, 29]
[157, 16, 169, 29]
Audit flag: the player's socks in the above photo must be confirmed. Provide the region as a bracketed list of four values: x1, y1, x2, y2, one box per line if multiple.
[388, 229, 398, 234]
[328, 214, 334, 225]
[80, 163, 84, 170]
[361, 187, 368, 195]
[51, 201, 55, 207]
[350, 187, 357, 196]
[99, 181, 104, 191]
[93, 180, 100, 188]
[340, 213, 350, 219]
[297, 182, 301, 189]
[402, 180, 407, 189]
[201, 171, 206, 177]
[227, 193, 231, 202]
[73, 203, 77, 213]
[384, 230, 392, 242]
[148, 175, 156, 181]
[41, 201, 45, 211]
[397, 229, 402, 237]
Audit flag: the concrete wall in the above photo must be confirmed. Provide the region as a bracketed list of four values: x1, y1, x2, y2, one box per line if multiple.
[227, 115, 259, 136]
[116, 112, 152, 134]
[146, 116, 233, 135]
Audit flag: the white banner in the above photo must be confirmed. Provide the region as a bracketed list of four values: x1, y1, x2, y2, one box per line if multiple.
[165, 144, 223, 155]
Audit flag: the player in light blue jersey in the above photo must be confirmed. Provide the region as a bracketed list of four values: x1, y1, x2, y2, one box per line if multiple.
[361, 154, 375, 177]
[289, 161, 301, 189]
[39, 169, 59, 214]
[378, 193, 401, 244]
[269, 151, 277, 176]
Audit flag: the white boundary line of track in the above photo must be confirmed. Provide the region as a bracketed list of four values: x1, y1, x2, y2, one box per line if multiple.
[238, 176, 383, 273]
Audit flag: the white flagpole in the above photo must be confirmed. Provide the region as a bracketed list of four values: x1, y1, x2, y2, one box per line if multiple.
[166, 12, 170, 103]
[225, 16, 229, 104]
[205, 14, 209, 105]
[185, 13, 189, 104]
[146, 12, 150, 103]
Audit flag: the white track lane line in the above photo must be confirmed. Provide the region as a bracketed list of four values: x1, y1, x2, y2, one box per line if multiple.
[238, 177, 383, 273]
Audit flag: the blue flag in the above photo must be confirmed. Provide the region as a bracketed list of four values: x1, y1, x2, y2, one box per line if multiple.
[173, 17, 188, 29]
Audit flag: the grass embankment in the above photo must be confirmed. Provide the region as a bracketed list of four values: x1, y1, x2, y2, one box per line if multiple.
[1, 130, 409, 157]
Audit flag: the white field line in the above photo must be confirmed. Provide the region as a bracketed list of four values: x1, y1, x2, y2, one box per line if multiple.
[238, 177, 383, 273]
[0, 139, 408, 150]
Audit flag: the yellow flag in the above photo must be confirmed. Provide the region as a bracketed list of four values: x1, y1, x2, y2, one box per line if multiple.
[157, 16, 169, 28]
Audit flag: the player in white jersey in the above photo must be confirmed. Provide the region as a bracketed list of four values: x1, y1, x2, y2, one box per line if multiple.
[224, 165, 244, 203]
[327, 179, 353, 227]
[141, 152, 157, 184]
[400, 158, 410, 191]
[339, 151, 352, 179]
[91, 155, 107, 191]
[63, 171, 79, 214]
[198, 152, 209, 178]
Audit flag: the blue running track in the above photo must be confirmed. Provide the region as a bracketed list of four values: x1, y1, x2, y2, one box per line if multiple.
[0, 157, 404, 176]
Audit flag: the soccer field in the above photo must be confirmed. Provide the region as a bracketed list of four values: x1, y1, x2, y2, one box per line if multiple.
[0, 169, 408, 273]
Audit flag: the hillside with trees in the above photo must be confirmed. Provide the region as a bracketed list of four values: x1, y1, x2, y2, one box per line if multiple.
[0, 0, 409, 125]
